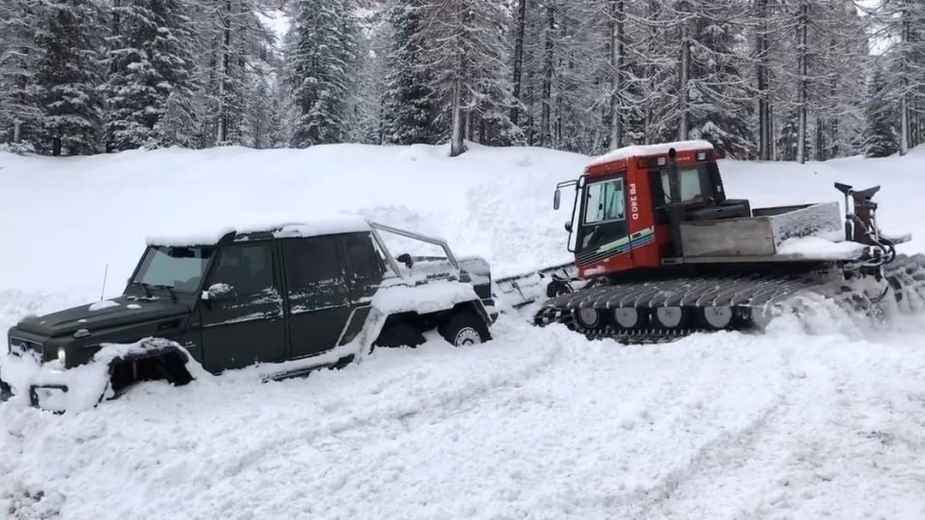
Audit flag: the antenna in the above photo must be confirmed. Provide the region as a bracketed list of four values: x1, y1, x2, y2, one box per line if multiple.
[100, 264, 109, 301]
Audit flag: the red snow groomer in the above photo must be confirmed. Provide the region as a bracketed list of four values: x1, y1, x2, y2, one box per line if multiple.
[497, 140, 925, 341]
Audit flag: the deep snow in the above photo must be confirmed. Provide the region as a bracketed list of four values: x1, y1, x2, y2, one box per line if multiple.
[3, 142, 925, 518]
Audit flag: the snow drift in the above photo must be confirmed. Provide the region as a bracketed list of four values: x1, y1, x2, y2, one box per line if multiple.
[3, 142, 925, 518]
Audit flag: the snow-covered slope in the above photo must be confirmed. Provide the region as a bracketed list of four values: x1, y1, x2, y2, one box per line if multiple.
[3, 143, 925, 518]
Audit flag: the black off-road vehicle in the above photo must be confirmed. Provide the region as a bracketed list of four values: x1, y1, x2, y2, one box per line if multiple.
[1, 218, 497, 411]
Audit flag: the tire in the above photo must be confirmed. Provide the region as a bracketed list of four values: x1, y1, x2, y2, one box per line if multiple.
[373, 320, 426, 349]
[438, 309, 491, 347]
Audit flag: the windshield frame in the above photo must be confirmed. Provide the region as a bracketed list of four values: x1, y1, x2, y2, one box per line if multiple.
[129, 245, 215, 295]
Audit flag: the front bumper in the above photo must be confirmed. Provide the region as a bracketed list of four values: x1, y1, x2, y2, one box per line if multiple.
[0, 353, 104, 412]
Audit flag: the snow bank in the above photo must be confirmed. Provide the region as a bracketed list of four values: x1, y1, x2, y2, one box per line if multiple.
[3, 142, 925, 518]
[3, 317, 925, 518]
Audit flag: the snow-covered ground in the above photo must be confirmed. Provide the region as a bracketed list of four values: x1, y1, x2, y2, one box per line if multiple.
[3, 143, 925, 518]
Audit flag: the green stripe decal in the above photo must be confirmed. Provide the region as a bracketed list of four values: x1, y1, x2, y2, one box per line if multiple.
[595, 226, 655, 255]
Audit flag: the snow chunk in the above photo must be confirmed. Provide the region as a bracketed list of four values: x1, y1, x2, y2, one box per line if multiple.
[88, 300, 120, 311]
[589, 139, 713, 167]
[371, 280, 480, 315]
[0, 338, 210, 413]
[271, 217, 371, 239]
[777, 236, 867, 260]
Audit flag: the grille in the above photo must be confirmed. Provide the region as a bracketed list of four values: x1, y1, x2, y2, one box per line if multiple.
[9, 337, 44, 360]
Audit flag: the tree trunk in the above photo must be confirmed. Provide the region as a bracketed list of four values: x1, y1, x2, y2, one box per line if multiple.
[678, 1, 690, 141]
[540, 5, 554, 147]
[900, 0, 911, 154]
[756, 0, 770, 160]
[609, 0, 624, 150]
[510, 0, 527, 127]
[797, 1, 808, 164]
[216, 0, 232, 146]
[12, 121, 22, 144]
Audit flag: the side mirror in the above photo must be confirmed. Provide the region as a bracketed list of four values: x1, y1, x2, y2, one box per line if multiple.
[564, 221, 573, 233]
[553, 189, 561, 210]
[202, 283, 235, 302]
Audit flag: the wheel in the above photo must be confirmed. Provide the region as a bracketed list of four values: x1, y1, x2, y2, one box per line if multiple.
[655, 307, 683, 328]
[575, 307, 601, 329]
[748, 306, 773, 329]
[374, 320, 426, 349]
[438, 309, 491, 347]
[613, 307, 639, 329]
[702, 306, 733, 329]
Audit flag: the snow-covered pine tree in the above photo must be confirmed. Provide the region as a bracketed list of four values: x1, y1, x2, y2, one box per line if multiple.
[0, 0, 46, 151]
[34, 0, 106, 156]
[238, 19, 283, 149]
[103, 0, 198, 151]
[767, 0, 869, 162]
[862, 62, 900, 158]
[548, 1, 609, 153]
[380, 0, 439, 145]
[420, 0, 519, 156]
[682, 0, 756, 158]
[156, 90, 197, 147]
[285, 0, 357, 147]
[191, 0, 272, 147]
[874, 0, 925, 153]
[752, 0, 772, 160]
[809, 1, 868, 161]
[622, 0, 687, 146]
[349, 6, 387, 144]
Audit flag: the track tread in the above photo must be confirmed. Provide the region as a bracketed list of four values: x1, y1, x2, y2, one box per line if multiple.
[535, 253, 925, 342]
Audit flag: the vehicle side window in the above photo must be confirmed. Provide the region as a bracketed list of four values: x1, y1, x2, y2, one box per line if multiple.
[284, 237, 343, 290]
[660, 166, 707, 203]
[584, 178, 626, 224]
[345, 234, 384, 280]
[210, 244, 274, 296]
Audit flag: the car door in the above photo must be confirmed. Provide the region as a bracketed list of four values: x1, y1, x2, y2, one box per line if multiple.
[283, 236, 354, 358]
[338, 232, 387, 345]
[199, 241, 286, 372]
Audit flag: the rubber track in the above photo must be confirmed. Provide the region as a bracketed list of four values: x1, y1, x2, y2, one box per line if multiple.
[534, 253, 925, 342]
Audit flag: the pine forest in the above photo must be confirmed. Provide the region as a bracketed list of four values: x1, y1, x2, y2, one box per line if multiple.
[1, 0, 924, 161]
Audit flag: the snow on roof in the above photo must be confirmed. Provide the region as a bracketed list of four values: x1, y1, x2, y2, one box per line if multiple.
[146, 216, 372, 246]
[588, 140, 714, 167]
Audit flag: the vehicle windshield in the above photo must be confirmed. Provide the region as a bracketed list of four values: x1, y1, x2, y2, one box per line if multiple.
[660, 165, 709, 203]
[132, 246, 213, 293]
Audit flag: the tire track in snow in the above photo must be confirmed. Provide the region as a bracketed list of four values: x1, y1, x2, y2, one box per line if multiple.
[551, 334, 797, 520]
[173, 328, 567, 482]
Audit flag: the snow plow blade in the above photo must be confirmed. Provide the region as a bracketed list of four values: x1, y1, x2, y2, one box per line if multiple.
[492, 261, 579, 310]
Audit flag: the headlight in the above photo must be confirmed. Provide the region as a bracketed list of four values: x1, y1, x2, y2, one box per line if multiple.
[57, 347, 67, 366]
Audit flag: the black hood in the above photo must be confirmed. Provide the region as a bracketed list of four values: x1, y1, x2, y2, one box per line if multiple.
[15, 295, 191, 338]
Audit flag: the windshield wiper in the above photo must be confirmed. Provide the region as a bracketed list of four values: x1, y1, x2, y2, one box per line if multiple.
[152, 284, 178, 302]
[132, 281, 154, 298]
